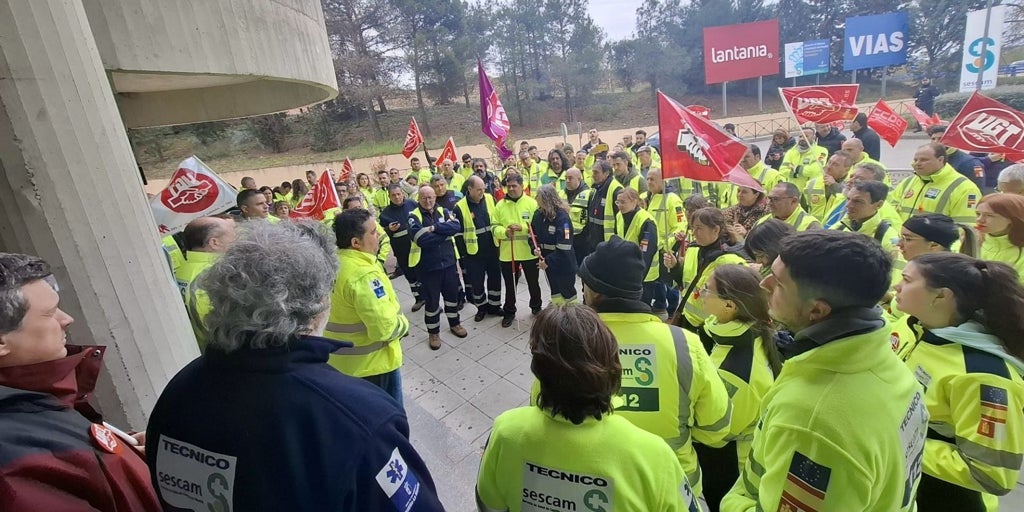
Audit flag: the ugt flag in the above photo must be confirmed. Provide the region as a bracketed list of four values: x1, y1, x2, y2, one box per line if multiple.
[151, 156, 237, 235]
[402, 118, 424, 159]
[940, 92, 1024, 163]
[780, 85, 860, 124]
[866, 99, 908, 148]
[657, 91, 748, 182]
[479, 60, 513, 160]
[437, 137, 459, 165]
[291, 170, 341, 220]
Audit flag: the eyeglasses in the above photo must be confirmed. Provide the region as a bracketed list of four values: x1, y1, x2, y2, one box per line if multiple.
[766, 196, 793, 203]
[699, 283, 719, 298]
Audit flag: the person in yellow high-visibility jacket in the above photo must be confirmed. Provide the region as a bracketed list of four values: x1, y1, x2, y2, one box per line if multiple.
[975, 193, 1024, 282]
[579, 237, 732, 501]
[755, 183, 822, 232]
[722, 230, 928, 512]
[476, 304, 701, 512]
[642, 169, 687, 316]
[718, 145, 782, 209]
[664, 207, 748, 343]
[894, 253, 1024, 511]
[615, 188, 659, 303]
[323, 208, 409, 406]
[804, 150, 853, 226]
[586, 160, 623, 250]
[848, 160, 903, 227]
[842, 138, 891, 186]
[492, 173, 542, 328]
[893, 143, 982, 224]
[611, 151, 647, 194]
[176, 216, 236, 350]
[697, 264, 781, 512]
[778, 127, 828, 203]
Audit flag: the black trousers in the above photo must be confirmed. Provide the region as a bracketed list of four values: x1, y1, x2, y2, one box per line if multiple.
[419, 265, 462, 333]
[500, 259, 542, 314]
[694, 441, 738, 512]
[915, 472, 985, 511]
[464, 251, 502, 311]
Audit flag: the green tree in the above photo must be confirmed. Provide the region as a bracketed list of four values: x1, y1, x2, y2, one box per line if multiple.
[606, 39, 639, 92]
[906, 0, 994, 85]
[188, 122, 228, 146]
[247, 113, 289, 153]
[305, 106, 341, 153]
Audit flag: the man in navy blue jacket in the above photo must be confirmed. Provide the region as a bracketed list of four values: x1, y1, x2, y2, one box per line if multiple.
[145, 221, 444, 512]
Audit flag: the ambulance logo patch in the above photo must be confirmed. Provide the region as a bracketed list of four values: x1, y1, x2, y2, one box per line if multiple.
[376, 448, 421, 511]
[903, 188, 915, 199]
[924, 188, 940, 199]
[978, 385, 1008, 440]
[889, 332, 900, 353]
[370, 278, 386, 299]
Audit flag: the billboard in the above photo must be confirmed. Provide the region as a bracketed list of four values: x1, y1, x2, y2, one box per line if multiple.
[843, 12, 909, 71]
[784, 39, 829, 78]
[960, 6, 1006, 92]
[703, 19, 780, 84]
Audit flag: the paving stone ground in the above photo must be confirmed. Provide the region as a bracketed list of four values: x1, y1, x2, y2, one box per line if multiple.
[389, 254, 1024, 512]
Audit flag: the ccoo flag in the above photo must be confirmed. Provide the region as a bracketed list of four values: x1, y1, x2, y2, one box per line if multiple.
[290, 170, 341, 220]
[478, 60, 513, 160]
[151, 156, 237, 235]
[866, 99, 908, 148]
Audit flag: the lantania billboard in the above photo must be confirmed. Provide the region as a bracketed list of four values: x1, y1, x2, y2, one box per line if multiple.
[703, 19, 780, 85]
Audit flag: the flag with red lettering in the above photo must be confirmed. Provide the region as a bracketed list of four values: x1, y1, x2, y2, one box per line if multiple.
[290, 170, 340, 220]
[908, 104, 943, 130]
[402, 118, 424, 159]
[150, 156, 237, 235]
[940, 92, 1024, 163]
[479, 60, 513, 160]
[437, 137, 458, 165]
[657, 91, 748, 182]
[339, 158, 354, 183]
[867, 99, 908, 147]
[780, 85, 860, 124]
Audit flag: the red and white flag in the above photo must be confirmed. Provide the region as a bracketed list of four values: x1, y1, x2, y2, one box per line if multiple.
[151, 156, 237, 235]
[908, 104, 943, 130]
[657, 91, 749, 184]
[402, 118, 424, 159]
[941, 92, 1024, 163]
[290, 170, 340, 220]
[867, 99, 908, 148]
[437, 137, 458, 165]
[780, 85, 860, 124]
[339, 158, 354, 182]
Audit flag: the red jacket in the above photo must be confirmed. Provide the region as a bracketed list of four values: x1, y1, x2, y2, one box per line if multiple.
[0, 345, 160, 511]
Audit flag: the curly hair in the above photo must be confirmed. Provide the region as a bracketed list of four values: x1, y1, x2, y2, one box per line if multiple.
[198, 221, 338, 353]
[535, 185, 569, 220]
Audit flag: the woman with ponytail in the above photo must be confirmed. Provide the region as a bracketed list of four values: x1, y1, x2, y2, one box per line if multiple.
[976, 193, 1024, 281]
[664, 207, 747, 341]
[694, 264, 781, 512]
[894, 253, 1024, 511]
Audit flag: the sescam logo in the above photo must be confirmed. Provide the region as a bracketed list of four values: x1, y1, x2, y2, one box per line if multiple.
[957, 108, 1024, 150]
[711, 44, 771, 63]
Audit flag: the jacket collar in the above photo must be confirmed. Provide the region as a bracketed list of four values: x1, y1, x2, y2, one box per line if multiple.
[780, 306, 884, 359]
[0, 345, 105, 420]
[203, 335, 352, 372]
[704, 317, 755, 346]
[593, 297, 653, 315]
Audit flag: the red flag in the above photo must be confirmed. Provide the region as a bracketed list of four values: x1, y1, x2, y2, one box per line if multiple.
[437, 137, 458, 165]
[150, 156, 237, 235]
[780, 85, 860, 124]
[657, 91, 748, 182]
[687, 105, 711, 119]
[290, 171, 340, 220]
[940, 92, 1024, 163]
[908, 104, 942, 130]
[402, 118, 424, 159]
[867, 99, 908, 148]
[338, 158, 353, 183]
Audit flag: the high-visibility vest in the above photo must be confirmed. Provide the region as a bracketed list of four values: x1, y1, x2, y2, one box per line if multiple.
[616, 208, 658, 281]
[493, 195, 539, 262]
[568, 187, 592, 236]
[643, 192, 687, 250]
[681, 249, 748, 326]
[755, 208, 821, 232]
[589, 179, 623, 242]
[408, 207, 455, 267]
[454, 194, 495, 256]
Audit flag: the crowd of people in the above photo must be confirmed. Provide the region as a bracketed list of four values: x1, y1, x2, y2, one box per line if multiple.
[3, 118, 1024, 511]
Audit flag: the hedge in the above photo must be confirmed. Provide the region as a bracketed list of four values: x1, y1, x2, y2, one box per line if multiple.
[933, 85, 1024, 118]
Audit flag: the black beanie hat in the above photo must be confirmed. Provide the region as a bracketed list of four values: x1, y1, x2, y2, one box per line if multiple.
[578, 236, 645, 300]
[904, 214, 959, 249]
[854, 112, 868, 126]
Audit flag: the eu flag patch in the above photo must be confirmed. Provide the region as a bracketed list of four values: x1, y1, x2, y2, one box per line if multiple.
[978, 384, 1008, 440]
[780, 451, 830, 511]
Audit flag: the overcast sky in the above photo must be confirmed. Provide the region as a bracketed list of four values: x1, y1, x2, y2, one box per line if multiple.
[590, 0, 641, 41]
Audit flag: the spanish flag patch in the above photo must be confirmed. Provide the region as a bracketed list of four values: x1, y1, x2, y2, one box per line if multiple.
[978, 384, 1008, 441]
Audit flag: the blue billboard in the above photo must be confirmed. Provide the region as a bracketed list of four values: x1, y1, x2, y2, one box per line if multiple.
[844, 12, 909, 71]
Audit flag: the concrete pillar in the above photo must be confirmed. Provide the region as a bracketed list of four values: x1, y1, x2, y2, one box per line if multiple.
[0, 0, 198, 429]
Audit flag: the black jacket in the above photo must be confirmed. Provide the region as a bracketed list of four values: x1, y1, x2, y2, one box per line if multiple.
[816, 127, 847, 157]
[852, 126, 881, 161]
